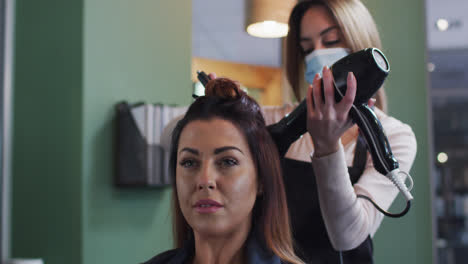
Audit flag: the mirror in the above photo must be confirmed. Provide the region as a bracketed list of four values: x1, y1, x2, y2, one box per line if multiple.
[426, 0, 468, 263]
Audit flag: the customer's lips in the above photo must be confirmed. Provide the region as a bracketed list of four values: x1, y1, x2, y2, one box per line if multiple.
[194, 199, 223, 213]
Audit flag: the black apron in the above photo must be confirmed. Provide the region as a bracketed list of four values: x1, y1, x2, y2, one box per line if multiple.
[282, 135, 373, 264]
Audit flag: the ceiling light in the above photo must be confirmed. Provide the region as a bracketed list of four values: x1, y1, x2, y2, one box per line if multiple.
[437, 152, 448, 164]
[436, 19, 450, 31]
[246, 0, 295, 38]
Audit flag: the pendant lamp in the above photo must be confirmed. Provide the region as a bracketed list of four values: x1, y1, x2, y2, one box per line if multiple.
[246, 0, 296, 38]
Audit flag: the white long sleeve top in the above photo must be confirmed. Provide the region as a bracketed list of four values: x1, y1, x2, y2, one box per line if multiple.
[262, 104, 417, 251]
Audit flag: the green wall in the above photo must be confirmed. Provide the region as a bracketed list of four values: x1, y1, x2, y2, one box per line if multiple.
[81, 0, 191, 263]
[11, 0, 191, 264]
[11, 0, 84, 263]
[363, 0, 433, 263]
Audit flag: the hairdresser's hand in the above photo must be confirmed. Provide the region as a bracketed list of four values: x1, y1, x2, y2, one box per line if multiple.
[306, 66, 357, 157]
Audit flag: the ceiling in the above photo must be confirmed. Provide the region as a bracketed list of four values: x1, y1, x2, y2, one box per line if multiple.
[192, 0, 283, 67]
[426, 0, 468, 50]
[425, 0, 468, 91]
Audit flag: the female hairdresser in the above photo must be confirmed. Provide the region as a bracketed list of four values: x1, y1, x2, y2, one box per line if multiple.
[259, 0, 417, 263]
[142, 78, 304, 264]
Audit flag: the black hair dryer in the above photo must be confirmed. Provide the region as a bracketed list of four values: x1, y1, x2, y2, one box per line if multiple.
[267, 48, 413, 202]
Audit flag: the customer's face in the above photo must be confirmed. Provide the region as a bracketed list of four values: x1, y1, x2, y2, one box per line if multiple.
[299, 5, 347, 55]
[176, 118, 258, 238]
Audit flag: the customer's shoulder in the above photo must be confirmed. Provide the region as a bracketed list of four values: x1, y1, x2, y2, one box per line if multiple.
[140, 248, 180, 264]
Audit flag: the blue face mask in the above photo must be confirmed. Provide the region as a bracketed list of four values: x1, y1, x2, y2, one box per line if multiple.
[304, 48, 350, 84]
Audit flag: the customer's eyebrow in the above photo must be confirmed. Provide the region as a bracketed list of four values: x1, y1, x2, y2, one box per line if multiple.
[214, 146, 244, 155]
[179, 147, 199, 155]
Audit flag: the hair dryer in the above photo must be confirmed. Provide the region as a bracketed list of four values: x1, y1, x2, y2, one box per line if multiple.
[266, 48, 413, 203]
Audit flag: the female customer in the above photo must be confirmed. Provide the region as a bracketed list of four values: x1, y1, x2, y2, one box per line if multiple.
[142, 78, 304, 264]
[260, 0, 417, 263]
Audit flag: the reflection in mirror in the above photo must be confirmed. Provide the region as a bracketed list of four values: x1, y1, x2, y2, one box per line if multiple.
[426, 0, 468, 263]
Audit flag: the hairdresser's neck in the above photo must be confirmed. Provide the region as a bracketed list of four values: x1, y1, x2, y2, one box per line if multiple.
[192, 220, 251, 264]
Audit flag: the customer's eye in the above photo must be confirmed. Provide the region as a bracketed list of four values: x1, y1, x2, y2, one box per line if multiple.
[217, 157, 238, 168]
[179, 159, 198, 168]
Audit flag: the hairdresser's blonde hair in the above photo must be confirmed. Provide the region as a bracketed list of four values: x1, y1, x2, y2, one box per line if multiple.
[286, 0, 387, 112]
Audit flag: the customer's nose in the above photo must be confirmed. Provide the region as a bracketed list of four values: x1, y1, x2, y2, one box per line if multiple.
[197, 163, 216, 190]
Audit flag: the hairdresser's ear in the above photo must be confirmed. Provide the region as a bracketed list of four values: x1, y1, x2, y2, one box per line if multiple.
[368, 98, 376, 108]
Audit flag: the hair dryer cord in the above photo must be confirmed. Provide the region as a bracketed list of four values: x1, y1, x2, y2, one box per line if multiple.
[357, 170, 413, 218]
[357, 194, 411, 218]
